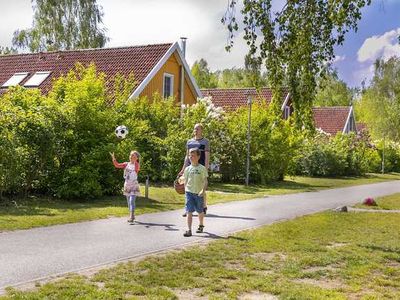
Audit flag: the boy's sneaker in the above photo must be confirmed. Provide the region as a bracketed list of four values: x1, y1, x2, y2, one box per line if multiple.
[182, 211, 187, 217]
[183, 230, 192, 237]
[196, 225, 204, 233]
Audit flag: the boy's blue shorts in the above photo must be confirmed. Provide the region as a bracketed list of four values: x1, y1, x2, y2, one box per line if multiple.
[185, 191, 204, 214]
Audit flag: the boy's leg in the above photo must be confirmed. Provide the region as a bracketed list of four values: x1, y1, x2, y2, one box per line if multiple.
[198, 212, 204, 226]
[184, 192, 194, 236]
[196, 194, 205, 233]
[187, 212, 193, 231]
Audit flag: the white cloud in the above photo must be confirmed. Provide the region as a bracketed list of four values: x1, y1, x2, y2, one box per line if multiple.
[99, 0, 249, 70]
[357, 28, 400, 63]
[332, 55, 346, 63]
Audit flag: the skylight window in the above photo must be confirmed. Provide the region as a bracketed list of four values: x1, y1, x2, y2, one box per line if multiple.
[24, 71, 51, 87]
[1, 72, 29, 87]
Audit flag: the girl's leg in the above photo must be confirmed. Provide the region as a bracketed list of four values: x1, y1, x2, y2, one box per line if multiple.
[128, 195, 136, 220]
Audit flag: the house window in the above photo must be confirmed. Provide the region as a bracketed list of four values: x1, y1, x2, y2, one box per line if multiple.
[24, 71, 51, 87]
[2, 72, 29, 87]
[163, 73, 174, 98]
[283, 105, 291, 119]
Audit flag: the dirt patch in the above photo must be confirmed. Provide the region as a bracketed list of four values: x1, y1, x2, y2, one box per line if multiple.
[238, 291, 279, 300]
[303, 265, 338, 273]
[173, 288, 207, 299]
[326, 243, 347, 249]
[253, 270, 274, 276]
[386, 261, 400, 268]
[250, 252, 286, 262]
[294, 278, 345, 289]
[225, 260, 247, 271]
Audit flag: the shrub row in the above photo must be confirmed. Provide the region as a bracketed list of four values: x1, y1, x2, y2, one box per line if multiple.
[0, 65, 395, 199]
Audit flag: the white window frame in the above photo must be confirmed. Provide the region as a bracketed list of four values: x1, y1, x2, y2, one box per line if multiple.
[1, 72, 29, 87]
[163, 73, 174, 98]
[24, 71, 51, 87]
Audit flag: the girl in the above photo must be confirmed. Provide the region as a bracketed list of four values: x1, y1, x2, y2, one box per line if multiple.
[110, 151, 140, 223]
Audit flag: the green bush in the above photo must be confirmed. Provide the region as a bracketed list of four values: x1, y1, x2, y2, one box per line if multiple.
[220, 102, 300, 183]
[376, 140, 400, 172]
[291, 131, 381, 177]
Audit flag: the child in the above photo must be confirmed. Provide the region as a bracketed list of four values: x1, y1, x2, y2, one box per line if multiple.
[110, 151, 140, 223]
[183, 148, 208, 237]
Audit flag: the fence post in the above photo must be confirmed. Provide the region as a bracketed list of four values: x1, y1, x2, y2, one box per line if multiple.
[145, 175, 149, 199]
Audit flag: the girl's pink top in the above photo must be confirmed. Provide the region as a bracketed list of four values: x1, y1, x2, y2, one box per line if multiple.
[113, 160, 140, 173]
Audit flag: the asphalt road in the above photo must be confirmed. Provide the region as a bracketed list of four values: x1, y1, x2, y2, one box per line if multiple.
[1, 181, 400, 291]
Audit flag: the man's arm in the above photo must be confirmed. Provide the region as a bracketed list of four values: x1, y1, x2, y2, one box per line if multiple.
[205, 151, 210, 170]
[179, 149, 190, 175]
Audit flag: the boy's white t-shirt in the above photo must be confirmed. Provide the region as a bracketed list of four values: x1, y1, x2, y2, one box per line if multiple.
[184, 164, 208, 194]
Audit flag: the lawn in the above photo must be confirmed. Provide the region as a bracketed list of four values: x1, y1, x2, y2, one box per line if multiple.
[354, 193, 400, 210]
[3, 203, 400, 299]
[0, 172, 399, 232]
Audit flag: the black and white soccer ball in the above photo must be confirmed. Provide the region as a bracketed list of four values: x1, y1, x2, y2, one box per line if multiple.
[115, 125, 128, 139]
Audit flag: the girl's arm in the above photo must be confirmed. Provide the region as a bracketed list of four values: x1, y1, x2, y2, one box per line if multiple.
[113, 160, 128, 169]
[110, 152, 127, 169]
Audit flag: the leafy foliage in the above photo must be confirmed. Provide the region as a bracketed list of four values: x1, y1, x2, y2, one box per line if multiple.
[356, 57, 400, 142]
[315, 69, 353, 107]
[12, 0, 109, 52]
[291, 132, 380, 177]
[222, 0, 371, 129]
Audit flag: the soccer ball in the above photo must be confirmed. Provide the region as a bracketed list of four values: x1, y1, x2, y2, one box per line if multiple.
[115, 125, 128, 139]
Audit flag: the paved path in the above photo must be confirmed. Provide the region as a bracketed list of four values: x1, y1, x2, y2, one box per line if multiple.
[1, 181, 400, 291]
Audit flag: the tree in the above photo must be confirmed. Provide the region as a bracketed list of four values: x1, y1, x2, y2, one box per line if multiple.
[356, 57, 400, 142]
[191, 59, 218, 89]
[0, 46, 17, 55]
[314, 69, 353, 107]
[12, 0, 109, 52]
[222, 0, 371, 129]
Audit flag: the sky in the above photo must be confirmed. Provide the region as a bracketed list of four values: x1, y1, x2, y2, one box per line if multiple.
[0, 0, 399, 88]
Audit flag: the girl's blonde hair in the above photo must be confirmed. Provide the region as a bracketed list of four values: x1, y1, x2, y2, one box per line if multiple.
[130, 151, 140, 162]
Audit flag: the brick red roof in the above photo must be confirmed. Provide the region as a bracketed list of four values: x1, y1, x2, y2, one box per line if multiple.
[201, 88, 289, 111]
[313, 106, 351, 135]
[0, 43, 173, 95]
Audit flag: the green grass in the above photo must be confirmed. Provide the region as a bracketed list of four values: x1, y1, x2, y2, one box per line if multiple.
[0, 172, 399, 232]
[3, 208, 400, 299]
[354, 192, 400, 210]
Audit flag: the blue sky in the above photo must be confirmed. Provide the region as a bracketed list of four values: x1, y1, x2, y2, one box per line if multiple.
[333, 0, 400, 87]
[0, 0, 399, 88]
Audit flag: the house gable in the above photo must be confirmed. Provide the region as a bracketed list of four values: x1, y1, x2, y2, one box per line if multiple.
[136, 49, 198, 104]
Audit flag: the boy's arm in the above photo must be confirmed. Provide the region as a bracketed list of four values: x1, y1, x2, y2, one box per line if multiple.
[198, 169, 208, 196]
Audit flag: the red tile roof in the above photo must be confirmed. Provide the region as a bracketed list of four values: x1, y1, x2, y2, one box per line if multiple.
[0, 43, 173, 95]
[313, 106, 351, 135]
[201, 88, 289, 111]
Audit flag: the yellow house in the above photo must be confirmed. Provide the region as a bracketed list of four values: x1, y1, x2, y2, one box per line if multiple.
[0, 40, 202, 105]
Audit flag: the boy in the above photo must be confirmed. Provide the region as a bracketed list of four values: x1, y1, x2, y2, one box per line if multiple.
[183, 148, 208, 237]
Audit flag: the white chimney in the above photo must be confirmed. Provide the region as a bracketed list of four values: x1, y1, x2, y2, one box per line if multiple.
[180, 37, 187, 57]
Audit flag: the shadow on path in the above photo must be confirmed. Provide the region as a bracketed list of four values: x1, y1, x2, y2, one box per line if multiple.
[134, 221, 179, 231]
[205, 213, 256, 221]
